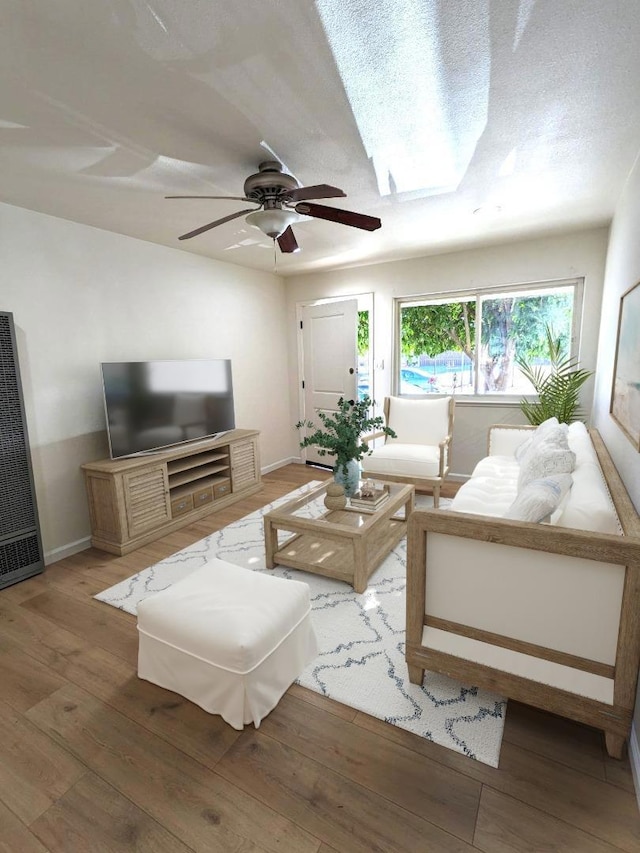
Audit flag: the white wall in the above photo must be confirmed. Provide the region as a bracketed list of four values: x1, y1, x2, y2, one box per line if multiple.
[0, 202, 292, 562]
[590, 154, 640, 752]
[285, 228, 609, 475]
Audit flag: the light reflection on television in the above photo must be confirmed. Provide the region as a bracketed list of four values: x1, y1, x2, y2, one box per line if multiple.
[101, 360, 235, 458]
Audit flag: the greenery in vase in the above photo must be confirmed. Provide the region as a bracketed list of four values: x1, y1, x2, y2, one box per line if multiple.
[516, 324, 593, 424]
[295, 395, 396, 477]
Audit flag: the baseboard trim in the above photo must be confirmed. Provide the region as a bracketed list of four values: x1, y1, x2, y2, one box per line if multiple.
[630, 722, 640, 812]
[44, 536, 91, 565]
[261, 456, 300, 474]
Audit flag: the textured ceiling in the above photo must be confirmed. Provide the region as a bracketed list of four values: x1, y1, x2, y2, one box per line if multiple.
[1, 0, 640, 276]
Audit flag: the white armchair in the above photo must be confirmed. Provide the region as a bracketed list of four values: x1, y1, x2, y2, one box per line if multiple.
[361, 396, 455, 507]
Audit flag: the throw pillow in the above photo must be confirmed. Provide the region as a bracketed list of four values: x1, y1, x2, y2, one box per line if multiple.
[514, 418, 566, 464]
[505, 473, 573, 523]
[517, 443, 576, 492]
[514, 434, 534, 462]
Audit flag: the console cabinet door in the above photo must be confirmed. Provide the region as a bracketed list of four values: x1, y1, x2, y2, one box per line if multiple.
[230, 438, 260, 491]
[123, 466, 171, 538]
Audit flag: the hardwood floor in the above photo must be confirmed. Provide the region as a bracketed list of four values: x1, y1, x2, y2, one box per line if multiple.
[1, 463, 639, 852]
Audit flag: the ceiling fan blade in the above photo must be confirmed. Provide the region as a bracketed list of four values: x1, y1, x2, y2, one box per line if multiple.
[285, 184, 346, 202]
[167, 195, 256, 202]
[277, 226, 299, 253]
[178, 208, 257, 241]
[295, 202, 381, 231]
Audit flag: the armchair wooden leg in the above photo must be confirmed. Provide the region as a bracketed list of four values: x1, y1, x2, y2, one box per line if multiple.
[407, 664, 425, 685]
[604, 731, 626, 759]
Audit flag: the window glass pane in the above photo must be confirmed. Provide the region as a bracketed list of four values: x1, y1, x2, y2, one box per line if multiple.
[400, 301, 476, 394]
[397, 282, 577, 398]
[478, 287, 574, 394]
[357, 310, 370, 401]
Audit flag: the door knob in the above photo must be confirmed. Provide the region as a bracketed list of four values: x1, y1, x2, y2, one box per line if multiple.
[349, 368, 355, 374]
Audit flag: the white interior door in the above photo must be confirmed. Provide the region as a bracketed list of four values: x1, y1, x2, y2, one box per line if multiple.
[301, 299, 358, 467]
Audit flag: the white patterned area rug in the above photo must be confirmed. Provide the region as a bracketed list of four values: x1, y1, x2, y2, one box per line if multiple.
[95, 482, 506, 767]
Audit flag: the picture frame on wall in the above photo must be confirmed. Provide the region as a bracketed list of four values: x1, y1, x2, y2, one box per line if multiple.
[610, 280, 640, 449]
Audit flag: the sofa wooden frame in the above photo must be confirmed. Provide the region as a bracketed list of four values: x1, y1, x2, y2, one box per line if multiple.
[405, 427, 640, 758]
[364, 396, 455, 508]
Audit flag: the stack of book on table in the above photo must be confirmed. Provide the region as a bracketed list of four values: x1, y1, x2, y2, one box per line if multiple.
[349, 484, 390, 511]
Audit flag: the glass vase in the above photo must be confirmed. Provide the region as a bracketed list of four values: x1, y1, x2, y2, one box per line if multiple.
[334, 459, 360, 497]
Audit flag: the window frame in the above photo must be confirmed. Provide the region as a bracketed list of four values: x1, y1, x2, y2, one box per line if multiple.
[393, 277, 585, 402]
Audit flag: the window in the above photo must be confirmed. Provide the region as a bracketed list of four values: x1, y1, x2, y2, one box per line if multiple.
[396, 279, 582, 397]
[357, 309, 371, 402]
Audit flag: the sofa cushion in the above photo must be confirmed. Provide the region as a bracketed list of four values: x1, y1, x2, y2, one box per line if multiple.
[450, 456, 519, 517]
[549, 421, 622, 534]
[362, 443, 441, 478]
[449, 477, 518, 517]
[385, 396, 451, 446]
[472, 455, 520, 480]
[505, 474, 573, 523]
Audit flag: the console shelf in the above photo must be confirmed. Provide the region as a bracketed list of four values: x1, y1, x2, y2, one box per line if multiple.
[167, 450, 229, 475]
[168, 462, 230, 489]
[82, 429, 261, 555]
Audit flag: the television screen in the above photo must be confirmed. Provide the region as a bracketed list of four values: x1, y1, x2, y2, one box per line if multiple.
[101, 359, 235, 459]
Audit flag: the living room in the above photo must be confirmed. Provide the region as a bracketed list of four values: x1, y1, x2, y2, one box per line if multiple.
[2, 2, 640, 850]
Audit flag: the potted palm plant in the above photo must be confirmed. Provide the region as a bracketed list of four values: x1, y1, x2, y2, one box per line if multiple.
[516, 325, 593, 424]
[295, 395, 396, 496]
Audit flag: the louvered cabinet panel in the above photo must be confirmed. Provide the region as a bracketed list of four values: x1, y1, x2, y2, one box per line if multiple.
[123, 467, 171, 538]
[230, 437, 260, 491]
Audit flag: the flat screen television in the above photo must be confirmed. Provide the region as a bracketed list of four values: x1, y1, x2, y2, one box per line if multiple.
[101, 359, 235, 459]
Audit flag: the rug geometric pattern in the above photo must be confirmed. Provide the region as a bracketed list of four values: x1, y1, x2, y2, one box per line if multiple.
[95, 482, 506, 766]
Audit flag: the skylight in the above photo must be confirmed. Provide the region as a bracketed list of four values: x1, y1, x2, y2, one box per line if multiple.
[315, 0, 491, 197]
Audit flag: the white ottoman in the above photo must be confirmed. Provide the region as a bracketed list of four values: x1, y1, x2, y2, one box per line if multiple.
[136, 558, 318, 729]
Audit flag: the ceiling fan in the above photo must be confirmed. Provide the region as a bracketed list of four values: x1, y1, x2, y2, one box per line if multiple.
[166, 160, 381, 253]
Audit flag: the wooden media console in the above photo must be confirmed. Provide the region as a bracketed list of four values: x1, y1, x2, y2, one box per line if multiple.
[82, 429, 261, 555]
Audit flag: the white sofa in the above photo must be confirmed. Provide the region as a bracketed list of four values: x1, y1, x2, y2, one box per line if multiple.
[405, 420, 640, 758]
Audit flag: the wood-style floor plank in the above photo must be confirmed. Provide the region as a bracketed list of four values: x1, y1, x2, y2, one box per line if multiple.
[21, 589, 138, 665]
[486, 743, 640, 852]
[30, 772, 195, 853]
[217, 728, 475, 852]
[502, 699, 607, 779]
[259, 693, 481, 842]
[16, 631, 242, 769]
[604, 751, 638, 794]
[26, 683, 320, 853]
[0, 645, 68, 713]
[0, 799, 50, 853]
[474, 786, 623, 853]
[287, 682, 359, 722]
[0, 698, 86, 825]
[0, 464, 637, 852]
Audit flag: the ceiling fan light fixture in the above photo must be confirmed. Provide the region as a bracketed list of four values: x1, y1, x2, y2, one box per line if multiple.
[246, 207, 299, 238]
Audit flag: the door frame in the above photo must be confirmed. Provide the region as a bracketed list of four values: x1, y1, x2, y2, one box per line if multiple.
[296, 292, 374, 464]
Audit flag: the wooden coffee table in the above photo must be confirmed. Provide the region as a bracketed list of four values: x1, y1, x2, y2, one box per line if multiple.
[263, 481, 414, 593]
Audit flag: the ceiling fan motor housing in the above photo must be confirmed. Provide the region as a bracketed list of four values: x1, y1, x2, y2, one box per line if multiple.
[243, 161, 300, 201]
